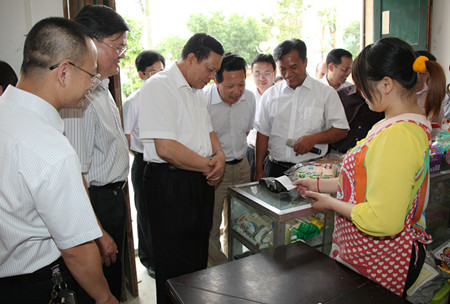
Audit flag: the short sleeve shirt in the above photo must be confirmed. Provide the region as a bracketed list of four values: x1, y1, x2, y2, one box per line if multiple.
[255, 75, 349, 163]
[204, 84, 255, 161]
[0, 86, 101, 276]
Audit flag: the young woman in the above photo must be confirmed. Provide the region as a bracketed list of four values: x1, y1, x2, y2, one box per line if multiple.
[293, 37, 446, 296]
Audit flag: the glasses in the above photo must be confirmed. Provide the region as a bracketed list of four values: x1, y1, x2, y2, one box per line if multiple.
[99, 40, 128, 57]
[252, 71, 274, 78]
[49, 62, 101, 87]
[336, 65, 352, 73]
[143, 69, 164, 77]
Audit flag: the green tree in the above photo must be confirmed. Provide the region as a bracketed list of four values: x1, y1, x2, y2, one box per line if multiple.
[155, 35, 188, 62]
[317, 7, 337, 58]
[184, 12, 270, 65]
[121, 16, 144, 98]
[343, 21, 361, 58]
[267, 0, 310, 41]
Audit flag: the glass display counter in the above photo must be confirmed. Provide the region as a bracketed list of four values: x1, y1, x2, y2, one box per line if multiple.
[227, 169, 450, 261]
[427, 169, 450, 251]
[227, 182, 334, 260]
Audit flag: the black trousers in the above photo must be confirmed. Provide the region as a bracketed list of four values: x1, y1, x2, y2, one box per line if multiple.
[263, 155, 295, 178]
[143, 163, 214, 304]
[79, 184, 127, 303]
[131, 152, 154, 269]
[246, 145, 256, 182]
[0, 257, 81, 304]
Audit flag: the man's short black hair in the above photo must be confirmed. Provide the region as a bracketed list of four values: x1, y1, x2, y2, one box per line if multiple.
[181, 33, 224, 62]
[135, 51, 165, 72]
[0, 61, 18, 89]
[215, 53, 247, 83]
[251, 54, 276, 71]
[326, 48, 353, 66]
[21, 17, 89, 75]
[273, 39, 307, 62]
[74, 5, 130, 40]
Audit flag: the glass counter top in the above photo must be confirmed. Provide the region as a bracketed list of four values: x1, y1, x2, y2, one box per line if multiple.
[229, 182, 313, 216]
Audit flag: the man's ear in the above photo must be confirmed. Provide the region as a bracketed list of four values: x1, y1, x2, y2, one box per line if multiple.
[56, 62, 70, 88]
[329, 63, 335, 72]
[137, 71, 146, 81]
[213, 76, 218, 86]
[186, 53, 197, 65]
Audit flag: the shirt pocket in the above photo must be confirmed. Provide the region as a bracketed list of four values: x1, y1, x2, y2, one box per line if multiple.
[302, 106, 324, 132]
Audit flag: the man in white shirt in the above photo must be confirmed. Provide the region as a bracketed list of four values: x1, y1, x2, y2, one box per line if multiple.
[59, 5, 130, 302]
[319, 48, 353, 91]
[247, 53, 276, 181]
[204, 53, 256, 266]
[123, 50, 165, 278]
[139, 33, 225, 304]
[255, 39, 349, 179]
[0, 17, 117, 304]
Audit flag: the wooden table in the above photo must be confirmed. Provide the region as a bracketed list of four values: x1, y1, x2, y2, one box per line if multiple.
[166, 241, 409, 304]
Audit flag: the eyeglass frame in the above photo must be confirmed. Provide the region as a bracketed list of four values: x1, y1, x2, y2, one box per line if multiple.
[335, 65, 352, 73]
[142, 69, 164, 77]
[252, 71, 275, 78]
[96, 39, 128, 57]
[49, 62, 101, 87]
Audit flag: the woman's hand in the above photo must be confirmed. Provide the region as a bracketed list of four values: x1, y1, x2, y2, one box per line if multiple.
[293, 178, 317, 195]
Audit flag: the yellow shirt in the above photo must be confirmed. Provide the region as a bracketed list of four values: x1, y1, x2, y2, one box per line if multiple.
[350, 120, 430, 236]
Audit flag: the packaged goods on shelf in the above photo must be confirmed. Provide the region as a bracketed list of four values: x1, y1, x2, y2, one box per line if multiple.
[233, 210, 274, 249]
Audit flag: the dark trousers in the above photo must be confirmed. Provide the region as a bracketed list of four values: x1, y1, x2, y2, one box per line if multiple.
[263, 155, 295, 178]
[143, 163, 214, 304]
[246, 145, 255, 182]
[0, 257, 82, 304]
[81, 184, 127, 303]
[132, 152, 154, 269]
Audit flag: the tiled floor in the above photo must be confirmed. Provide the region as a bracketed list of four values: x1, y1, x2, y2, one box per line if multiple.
[123, 155, 157, 303]
[123, 258, 156, 304]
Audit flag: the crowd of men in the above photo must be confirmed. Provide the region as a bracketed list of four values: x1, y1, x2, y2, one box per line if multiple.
[1, 4, 449, 304]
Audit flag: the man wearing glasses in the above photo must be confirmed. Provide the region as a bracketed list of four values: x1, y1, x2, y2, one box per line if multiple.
[59, 5, 130, 302]
[247, 53, 276, 181]
[0, 17, 118, 304]
[123, 50, 165, 279]
[320, 48, 353, 91]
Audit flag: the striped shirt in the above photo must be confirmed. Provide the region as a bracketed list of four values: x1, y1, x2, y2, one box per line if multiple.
[0, 86, 101, 277]
[204, 84, 255, 161]
[60, 79, 129, 187]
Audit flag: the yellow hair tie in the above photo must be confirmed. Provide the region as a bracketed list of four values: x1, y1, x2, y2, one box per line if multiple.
[413, 56, 429, 72]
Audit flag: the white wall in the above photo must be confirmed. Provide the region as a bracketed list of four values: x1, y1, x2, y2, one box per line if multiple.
[0, 0, 63, 77]
[430, 0, 450, 82]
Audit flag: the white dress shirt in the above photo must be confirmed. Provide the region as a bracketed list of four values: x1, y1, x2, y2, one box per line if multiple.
[0, 86, 101, 277]
[139, 62, 214, 163]
[60, 78, 129, 187]
[255, 75, 349, 163]
[124, 89, 144, 153]
[204, 84, 255, 161]
[247, 89, 262, 147]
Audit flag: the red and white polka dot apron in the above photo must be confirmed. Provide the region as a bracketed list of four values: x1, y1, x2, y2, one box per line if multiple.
[332, 119, 432, 296]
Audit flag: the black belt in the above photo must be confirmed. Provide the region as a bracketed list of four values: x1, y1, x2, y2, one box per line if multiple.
[0, 256, 65, 283]
[268, 156, 295, 169]
[146, 162, 179, 171]
[90, 181, 126, 191]
[133, 151, 143, 157]
[226, 158, 243, 165]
